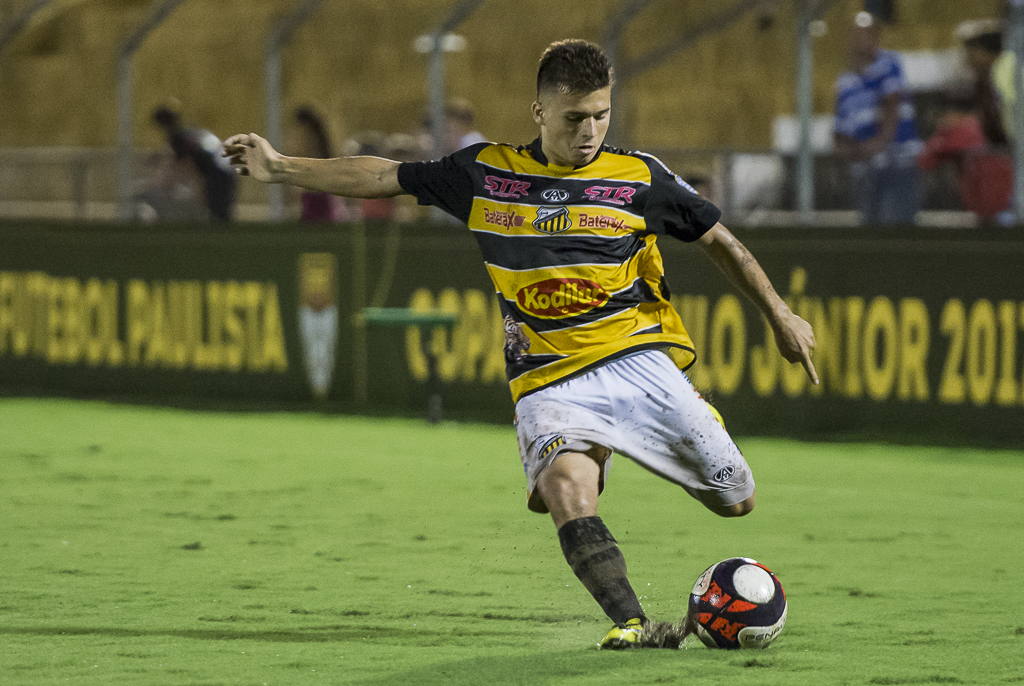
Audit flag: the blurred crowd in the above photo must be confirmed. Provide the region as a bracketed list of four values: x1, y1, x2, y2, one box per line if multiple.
[133, 97, 486, 225]
[132, 8, 1024, 229]
[834, 10, 1016, 227]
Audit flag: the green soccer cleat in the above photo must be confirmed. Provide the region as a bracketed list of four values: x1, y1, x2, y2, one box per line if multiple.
[599, 617, 646, 649]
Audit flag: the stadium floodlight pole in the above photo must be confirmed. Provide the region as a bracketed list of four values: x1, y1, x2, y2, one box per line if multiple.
[793, 0, 843, 226]
[265, 0, 325, 222]
[0, 0, 54, 54]
[1010, 0, 1024, 223]
[795, 0, 814, 225]
[427, 0, 485, 162]
[116, 0, 187, 222]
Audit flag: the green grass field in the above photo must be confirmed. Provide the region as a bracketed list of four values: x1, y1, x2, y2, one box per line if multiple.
[1, 398, 1022, 686]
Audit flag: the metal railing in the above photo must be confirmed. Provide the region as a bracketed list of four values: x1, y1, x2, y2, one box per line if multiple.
[0, 145, 977, 227]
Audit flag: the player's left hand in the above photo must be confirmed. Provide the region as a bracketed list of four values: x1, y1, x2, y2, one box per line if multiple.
[222, 133, 282, 184]
[772, 311, 818, 384]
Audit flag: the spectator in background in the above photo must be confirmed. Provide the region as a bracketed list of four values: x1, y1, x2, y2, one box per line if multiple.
[917, 89, 1013, 223]
[957, 19, 1009, 147]
[834, 12, 922, 226]
[384, 133, 428, 223]
[350, 131, 394, 221]
[152, 106, 236, 221]
[133, 149, 205, 223]
[442, 98, 488, 153]
[993, 18, 1021, 144]
[293, 106, 352, 223]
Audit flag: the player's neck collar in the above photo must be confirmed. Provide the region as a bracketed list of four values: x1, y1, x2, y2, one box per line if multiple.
[527, 137, 603, 170]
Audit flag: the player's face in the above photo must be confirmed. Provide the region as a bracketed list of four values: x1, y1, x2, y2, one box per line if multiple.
[532, 86, 611, 168]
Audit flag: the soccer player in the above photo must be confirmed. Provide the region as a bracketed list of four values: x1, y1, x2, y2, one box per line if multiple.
[224, 39, 817, 649]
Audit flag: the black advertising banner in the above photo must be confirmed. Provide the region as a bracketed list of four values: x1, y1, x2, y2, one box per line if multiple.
[0, 223, 355, 405]
[1, 221, 1022, 445]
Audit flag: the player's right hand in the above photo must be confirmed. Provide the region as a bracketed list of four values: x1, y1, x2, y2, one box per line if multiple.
[222, 133, 281, 184]
[772, 311, 819, 385]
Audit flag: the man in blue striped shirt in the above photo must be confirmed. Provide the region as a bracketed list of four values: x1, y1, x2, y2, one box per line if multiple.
[834, 12, 922, 225]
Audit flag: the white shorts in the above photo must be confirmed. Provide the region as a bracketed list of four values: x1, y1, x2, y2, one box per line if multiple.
[515, 349, 754, 513]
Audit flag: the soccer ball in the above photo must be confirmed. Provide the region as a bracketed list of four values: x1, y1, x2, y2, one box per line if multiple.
[687, 557, 787, 649]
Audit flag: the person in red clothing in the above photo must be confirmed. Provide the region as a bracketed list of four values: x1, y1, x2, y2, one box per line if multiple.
[917, 90, 1012, 222]
[294, 107, 352, 223]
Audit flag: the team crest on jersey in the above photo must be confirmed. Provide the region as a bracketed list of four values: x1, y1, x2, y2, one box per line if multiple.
[541, 188, 570, 202]
[532, 206, 572, 234]
[516, 278, 609, 318]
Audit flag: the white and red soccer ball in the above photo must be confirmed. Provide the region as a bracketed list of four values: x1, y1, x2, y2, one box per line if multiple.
[688, 557, 787, 649]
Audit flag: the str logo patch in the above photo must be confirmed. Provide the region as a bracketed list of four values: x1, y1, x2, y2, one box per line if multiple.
[584, 185, 636, 206]
[483, 207, 526, 229]
[541, 188, 570, 202]
[516, 278, 609, 319]
[713, 465, 735, 483]
[532, 206, 572, 234]
[484, 175, 531, 199]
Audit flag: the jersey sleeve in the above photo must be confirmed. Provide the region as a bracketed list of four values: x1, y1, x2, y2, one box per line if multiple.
[640, 155, 722, 242]
[396, 143, 488, 223]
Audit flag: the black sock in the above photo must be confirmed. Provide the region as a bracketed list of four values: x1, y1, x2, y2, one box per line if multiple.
[557, 516, 646, 627]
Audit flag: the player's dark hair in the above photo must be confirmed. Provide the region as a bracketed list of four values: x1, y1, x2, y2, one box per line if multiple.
[295, 106, 333, 159]
[152, 106, 181, 131]
[536, 39, 614, 96]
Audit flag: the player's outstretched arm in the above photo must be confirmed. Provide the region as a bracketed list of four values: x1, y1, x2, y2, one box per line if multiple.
[698, 223, 819, 384]
[222, 133, 403, 198]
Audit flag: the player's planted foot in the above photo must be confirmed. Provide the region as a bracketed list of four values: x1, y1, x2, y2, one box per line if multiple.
[599, 617, 646, 649]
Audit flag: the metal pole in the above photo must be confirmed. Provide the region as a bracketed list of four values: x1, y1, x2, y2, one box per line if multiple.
[427, 0, 485, 161]
[0, 0, 53, 54]
[265, 0, 325, 222]
[796, 0, 814, 225]
[429, 37, 446, 161]
[1010, 0, 1024, 223]
[601, 0, 656, 148]
[116, 0, 187, 222]
[351, 221, 368, 405]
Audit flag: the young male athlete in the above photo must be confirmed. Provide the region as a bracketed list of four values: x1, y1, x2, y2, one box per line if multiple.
[224, 39, 817, 649]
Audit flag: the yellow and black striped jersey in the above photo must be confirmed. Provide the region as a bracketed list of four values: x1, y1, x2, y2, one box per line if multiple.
[397, 137, 721, 403]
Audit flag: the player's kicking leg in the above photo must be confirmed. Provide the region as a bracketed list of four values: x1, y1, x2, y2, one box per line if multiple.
[534, 450, 648, 649]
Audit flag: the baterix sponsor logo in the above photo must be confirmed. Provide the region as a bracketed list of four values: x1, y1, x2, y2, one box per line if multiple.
[516, 278, 609, 318]
[483, 207, 526, 228]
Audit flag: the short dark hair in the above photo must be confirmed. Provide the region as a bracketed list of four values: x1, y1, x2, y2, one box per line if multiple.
[152, 106, 181, 130]
[536, 39, 614, 97]
[295, 106, 333, 159]
[964, 32, 1003, 55]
